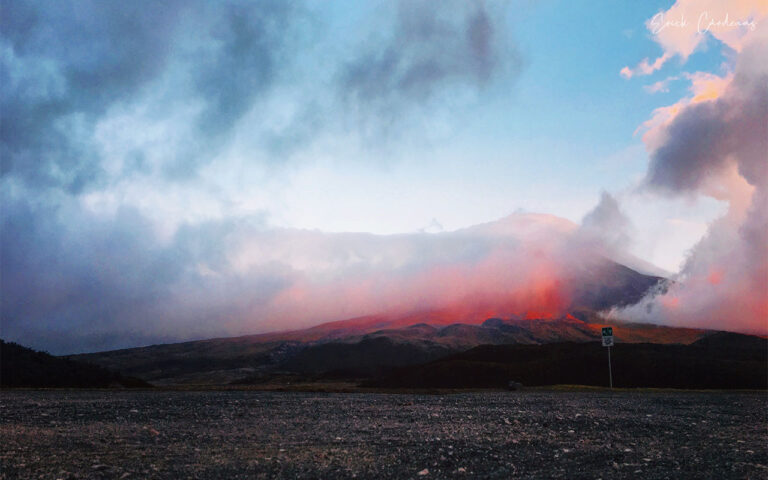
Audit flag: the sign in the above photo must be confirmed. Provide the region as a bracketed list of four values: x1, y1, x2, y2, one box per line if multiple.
[601, 327, 614, 347]
[602, 326, 614, 388]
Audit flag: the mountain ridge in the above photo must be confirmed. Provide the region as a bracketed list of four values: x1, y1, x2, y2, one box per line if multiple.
[64, 260, 721, 386]
[69, 314, 710, 385]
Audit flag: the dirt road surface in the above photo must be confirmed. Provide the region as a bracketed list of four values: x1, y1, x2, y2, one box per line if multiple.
[1, 390, 766, 479]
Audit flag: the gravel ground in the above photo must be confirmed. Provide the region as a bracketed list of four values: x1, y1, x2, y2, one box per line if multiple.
[1, 389, 766, 479]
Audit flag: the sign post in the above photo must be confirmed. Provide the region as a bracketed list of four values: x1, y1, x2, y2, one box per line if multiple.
[601, 327, 614, 389]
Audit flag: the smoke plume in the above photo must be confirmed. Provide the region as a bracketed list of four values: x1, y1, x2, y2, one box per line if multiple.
[614, 17, 768, 334]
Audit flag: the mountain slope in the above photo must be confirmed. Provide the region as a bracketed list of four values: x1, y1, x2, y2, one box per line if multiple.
[71, 314, 708, 385]
[278, 336, 454, 376]
[226, 259, 665, 343]
[368, 332, 768, 390]
[1, 340, 151, 388]
[569, 261, 665, 310]
[68, 260, 684, 385]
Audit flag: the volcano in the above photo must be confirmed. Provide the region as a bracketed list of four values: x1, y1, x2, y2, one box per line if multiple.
[65, 260, 720, 385]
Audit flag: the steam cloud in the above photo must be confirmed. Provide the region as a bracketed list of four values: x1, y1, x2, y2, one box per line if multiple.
[3, 188, 642, 354]
[614, 15, 768, 334]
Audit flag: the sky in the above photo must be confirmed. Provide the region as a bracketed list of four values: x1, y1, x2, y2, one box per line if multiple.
[1, 0, 766, 353]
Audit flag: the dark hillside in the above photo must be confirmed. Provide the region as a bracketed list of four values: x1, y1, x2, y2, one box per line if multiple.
[279, 336, 455, 376]
[369, 332, 767, 390]
[1, 340, 151, 388]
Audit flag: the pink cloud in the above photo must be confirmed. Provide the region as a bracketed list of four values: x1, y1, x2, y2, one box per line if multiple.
[615, 24, 768, 335]
[621, 0, 768, 78]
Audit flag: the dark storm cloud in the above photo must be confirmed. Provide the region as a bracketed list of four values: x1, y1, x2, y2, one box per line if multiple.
[0, 0, 186, 191]
[339, 0, 521, 122]
[0, 191, 185, 352]
[194, 1, 296, 137]
[160, 0, 306, 175]
[0, 0, 520, 189]
[0, 189, 292, 354]
[0, 0, 302, 190]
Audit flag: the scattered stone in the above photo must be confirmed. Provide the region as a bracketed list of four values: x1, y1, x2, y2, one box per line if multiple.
[2, 390, 764, 479]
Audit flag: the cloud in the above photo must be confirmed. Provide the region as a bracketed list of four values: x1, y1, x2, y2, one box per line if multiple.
[620, 0, 768, 78]
[643, 75, 680, 93]
[2, 185, 651, 354]
[0, 1, 540, 355]
[0, 0, 305, 191]
[338, 0, 522, 133]
[1, 0, 523, 195]
[578, 192, 631, 253]
[613, 22, 768, 334]
[0, 1, 185, 191]
[621, 52, 672, 79]
[0, 185, 294, 353]
[191, 2, 299, 139]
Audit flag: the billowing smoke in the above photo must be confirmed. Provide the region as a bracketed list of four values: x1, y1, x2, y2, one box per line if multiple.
[613, 19, 768, 334]
[2, 185, 651, 354]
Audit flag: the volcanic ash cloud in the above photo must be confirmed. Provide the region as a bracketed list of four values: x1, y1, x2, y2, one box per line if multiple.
[613, 22, 768, 334]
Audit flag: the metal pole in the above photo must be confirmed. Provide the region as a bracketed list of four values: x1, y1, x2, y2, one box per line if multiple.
[607, 345, 613, 389]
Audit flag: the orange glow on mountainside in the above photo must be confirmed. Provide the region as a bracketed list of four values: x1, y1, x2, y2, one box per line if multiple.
[707, 269, 724, 285]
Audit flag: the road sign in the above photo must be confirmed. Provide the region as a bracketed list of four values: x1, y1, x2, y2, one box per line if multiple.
[601, 326, 614, 388]
[601, 327, 614, 347]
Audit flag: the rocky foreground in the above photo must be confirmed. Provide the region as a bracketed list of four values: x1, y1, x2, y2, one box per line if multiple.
[1, 390, 766, 479]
